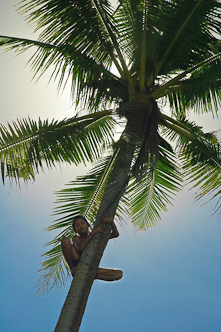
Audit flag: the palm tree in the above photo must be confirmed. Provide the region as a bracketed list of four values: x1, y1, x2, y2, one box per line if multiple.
[0, 0, 220, 331]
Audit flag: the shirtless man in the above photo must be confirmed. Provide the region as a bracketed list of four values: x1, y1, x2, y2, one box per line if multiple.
[61, 215, 123, 281]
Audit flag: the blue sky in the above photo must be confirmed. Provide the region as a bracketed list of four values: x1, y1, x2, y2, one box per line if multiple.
[0, 2, 221, 332]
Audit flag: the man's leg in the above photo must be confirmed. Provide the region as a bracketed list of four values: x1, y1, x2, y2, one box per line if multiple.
[61, 237, 80, 276]
[96, 268, 123, 281]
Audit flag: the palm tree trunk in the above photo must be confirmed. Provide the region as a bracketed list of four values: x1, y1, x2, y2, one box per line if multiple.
[54, 101, 154, 332]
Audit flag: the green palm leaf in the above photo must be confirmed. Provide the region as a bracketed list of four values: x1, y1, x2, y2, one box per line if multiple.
[180, 129, 221, 200]
[127, 137, 182, 230]
[155, 0, 220, 76]
[36, 243, 69, 296]
[52, 153, 119, 230]
[168, 58, 221, 116]
[179, 129, 221, 220]
[160, 115, 221, 206]
[160, 113, 221, 164]
[18, 0, 115, 66]
[183, 156, 221, 201]
[1, 1, 126, 106]
[0, 111, 116, 182]
[115, 0, 221, 85]
[0, 34, 115, 108]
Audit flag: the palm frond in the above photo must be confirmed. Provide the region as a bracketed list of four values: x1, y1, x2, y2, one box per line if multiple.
[52, 161, 109, 228]
[155, 0, 221, 76]
[35, 243, 70, 297]
[0, 111, 116, 183]
[114, 0, 136, 61]
[167, 58, 221, 116]
[18, 0, 115, 66]
[160, 113, 221, 165]
[17, 0, 134, 83]
[179, 129, 221, 220]
[127, 137, 182, 230]
[50, 150, 122, 232]
[151, 52, 221, 100]
[115, 0, 165, 82]
[0, 34, 116, 108]
[180, 129, 221, 200]
[183, 155, 221, 201]
[160, 115, 221, 207]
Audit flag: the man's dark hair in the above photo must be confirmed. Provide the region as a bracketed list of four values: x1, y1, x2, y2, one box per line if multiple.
[72, 215, 89, 232]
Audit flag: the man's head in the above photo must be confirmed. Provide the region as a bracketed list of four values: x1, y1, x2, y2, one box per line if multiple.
[72, 215, 90, 235]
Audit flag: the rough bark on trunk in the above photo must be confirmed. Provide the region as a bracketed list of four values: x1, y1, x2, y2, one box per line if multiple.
[54, 101, 154, 332]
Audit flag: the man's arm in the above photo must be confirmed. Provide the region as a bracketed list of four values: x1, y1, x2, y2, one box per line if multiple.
[100, 216, 119, 239]
[73, 225, 104, 252]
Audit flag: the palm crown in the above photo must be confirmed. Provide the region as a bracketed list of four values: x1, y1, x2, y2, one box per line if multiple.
[0, 0, 220, 295]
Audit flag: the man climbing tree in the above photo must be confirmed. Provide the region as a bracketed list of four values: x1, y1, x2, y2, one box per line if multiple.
[0, 1, 220, 331]
[61, 215, 122, 280]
